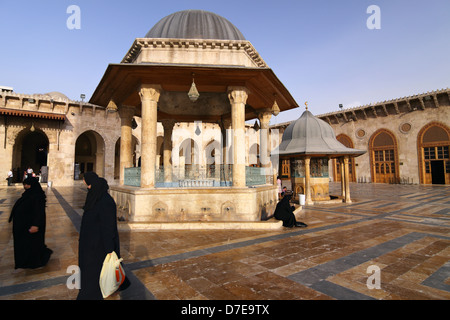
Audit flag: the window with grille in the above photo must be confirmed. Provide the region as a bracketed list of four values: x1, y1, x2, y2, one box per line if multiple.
[424, 146, 449, 160]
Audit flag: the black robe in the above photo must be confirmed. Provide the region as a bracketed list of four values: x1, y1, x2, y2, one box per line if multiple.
[9, 181, 52, 269]
[77, 182, 123, 300]
[274, 196, 297, 228]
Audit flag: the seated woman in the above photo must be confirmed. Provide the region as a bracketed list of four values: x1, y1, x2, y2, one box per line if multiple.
[274, 192, 308, 228]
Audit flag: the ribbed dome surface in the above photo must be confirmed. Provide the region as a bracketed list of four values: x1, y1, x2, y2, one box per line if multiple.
[274, 110, 366, 156]
[145, 10, 246, 40]
[44, 91, 69, 101]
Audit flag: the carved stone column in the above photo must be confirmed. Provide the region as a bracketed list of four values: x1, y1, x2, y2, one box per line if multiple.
[219, 119, 231, 184]
[305, 156, 313, 205]
[344, 156, 352, 203]
[228, 87, 249, 187]
[139, 84, 161, 188]
[118, 105, 135, 185]
[340, 157, 346, 199]
[161, 119, 175, 183]
[258, 110, 272, 180]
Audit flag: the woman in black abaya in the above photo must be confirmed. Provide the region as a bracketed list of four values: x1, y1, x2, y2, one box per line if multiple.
[77, 172, 129, 300]
[9, 177, 52, 270]
[274, 193, 308, 228]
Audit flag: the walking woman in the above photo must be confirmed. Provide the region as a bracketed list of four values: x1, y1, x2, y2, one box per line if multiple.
[77, 172, 129, 300]
[9, 177, 52, 270]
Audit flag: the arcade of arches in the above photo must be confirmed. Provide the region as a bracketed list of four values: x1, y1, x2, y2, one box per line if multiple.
[6, 119, 450, 186]
[1, 88, 449, 187]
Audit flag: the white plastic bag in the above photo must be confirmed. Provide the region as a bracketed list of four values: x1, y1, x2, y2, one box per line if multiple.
[99, 251, 126, 298]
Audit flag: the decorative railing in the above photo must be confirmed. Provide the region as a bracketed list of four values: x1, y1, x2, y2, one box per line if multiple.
[245, 166, 267, 186]
[124, 165, 268, 188]
[291, 158, 329, 178]
[124, 167, 141, 187]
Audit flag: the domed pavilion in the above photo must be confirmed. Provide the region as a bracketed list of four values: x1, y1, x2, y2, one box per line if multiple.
[89, 10, 298, 224]
[273, 103, 366, 205]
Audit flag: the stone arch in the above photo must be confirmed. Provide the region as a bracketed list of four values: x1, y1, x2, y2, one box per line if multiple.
[417, 121, 450, 184]
[221, 201, 236, 220]
[369, 129, 399, 183]
[204, 139, 221, 178]
[204, 139, 221, 164]
[114, 135, 140, 180]
[314, 185, 323, 199]
[152, 201, 169, 221]
[333, 134, 356, 182]
[249, 143, 260, 166]
[12, 127, 49, 182]
[74, 130, 106, 179]
[179, 138, 199, 165]
[156, 135, 164, 166]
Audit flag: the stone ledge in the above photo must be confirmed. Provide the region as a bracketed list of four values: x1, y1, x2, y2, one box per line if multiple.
[118, 219, 283, 231]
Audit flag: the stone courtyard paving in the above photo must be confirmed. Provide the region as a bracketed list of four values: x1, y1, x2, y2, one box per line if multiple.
[0, 182, 449, 301]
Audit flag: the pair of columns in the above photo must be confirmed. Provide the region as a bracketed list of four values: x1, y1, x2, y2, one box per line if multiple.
[218, 108, 273, 183]
[302, 156, 351, 205]
[118, 85, 252, 188]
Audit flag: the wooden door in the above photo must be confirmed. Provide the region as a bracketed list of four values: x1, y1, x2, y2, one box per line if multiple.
[373, 149, 396, 183]
[422, 146, 449, 184]
[418, 123, 450, 185]
[370, 130, 399, 183]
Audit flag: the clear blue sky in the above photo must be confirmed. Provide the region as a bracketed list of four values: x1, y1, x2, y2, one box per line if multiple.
[1, 0, 449, 124]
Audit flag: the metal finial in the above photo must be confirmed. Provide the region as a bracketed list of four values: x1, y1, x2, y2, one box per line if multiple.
[305, 101, 308, 110]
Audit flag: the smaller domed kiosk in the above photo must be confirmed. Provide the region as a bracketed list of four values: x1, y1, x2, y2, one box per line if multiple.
[273, 103, 365, 205]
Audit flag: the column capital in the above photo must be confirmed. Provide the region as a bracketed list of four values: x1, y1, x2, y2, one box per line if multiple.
[257, 110, 272, 128]
[160, 119, 176, 131]
[118, 105, 135, 120]
[219, 118, 232, 131]
[227, 86, 249, 104]
[139, 84, 162, 102]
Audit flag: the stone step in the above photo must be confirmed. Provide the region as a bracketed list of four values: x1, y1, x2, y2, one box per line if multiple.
[118, 219, 283, 231]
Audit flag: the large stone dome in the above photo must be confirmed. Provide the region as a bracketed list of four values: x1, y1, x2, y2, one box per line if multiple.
[145, 10, 246, 40]
[274, 110, 366, 156]
[43, 91, 69, 101]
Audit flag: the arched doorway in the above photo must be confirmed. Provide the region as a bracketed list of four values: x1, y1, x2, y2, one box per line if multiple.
[12, 128, 49, 182]
[249, 143, 260, 167]
[204, 139, 221, 178]
[333, 134, 356, 182]
[74, 131, 105, 180]
[179, 138, 199, 179]
[369, 129, 399, 183]
[156, 135, 164, 167]
[418, 122, 450, 184]
[114, 135, 140, 180]
[179, 138, 199, 165]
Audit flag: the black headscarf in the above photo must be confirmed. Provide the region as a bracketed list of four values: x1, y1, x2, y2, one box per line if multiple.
[23, 177, 46, 200]
[9, 177, 46, 223]
[83, 172, 109, 212]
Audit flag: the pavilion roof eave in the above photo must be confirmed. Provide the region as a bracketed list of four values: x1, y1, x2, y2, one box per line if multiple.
[272, 150, 366, 158]
[89, 63, 299, 119]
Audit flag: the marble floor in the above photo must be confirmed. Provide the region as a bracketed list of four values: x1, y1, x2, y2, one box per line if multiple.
[0, 182, 449, 301]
